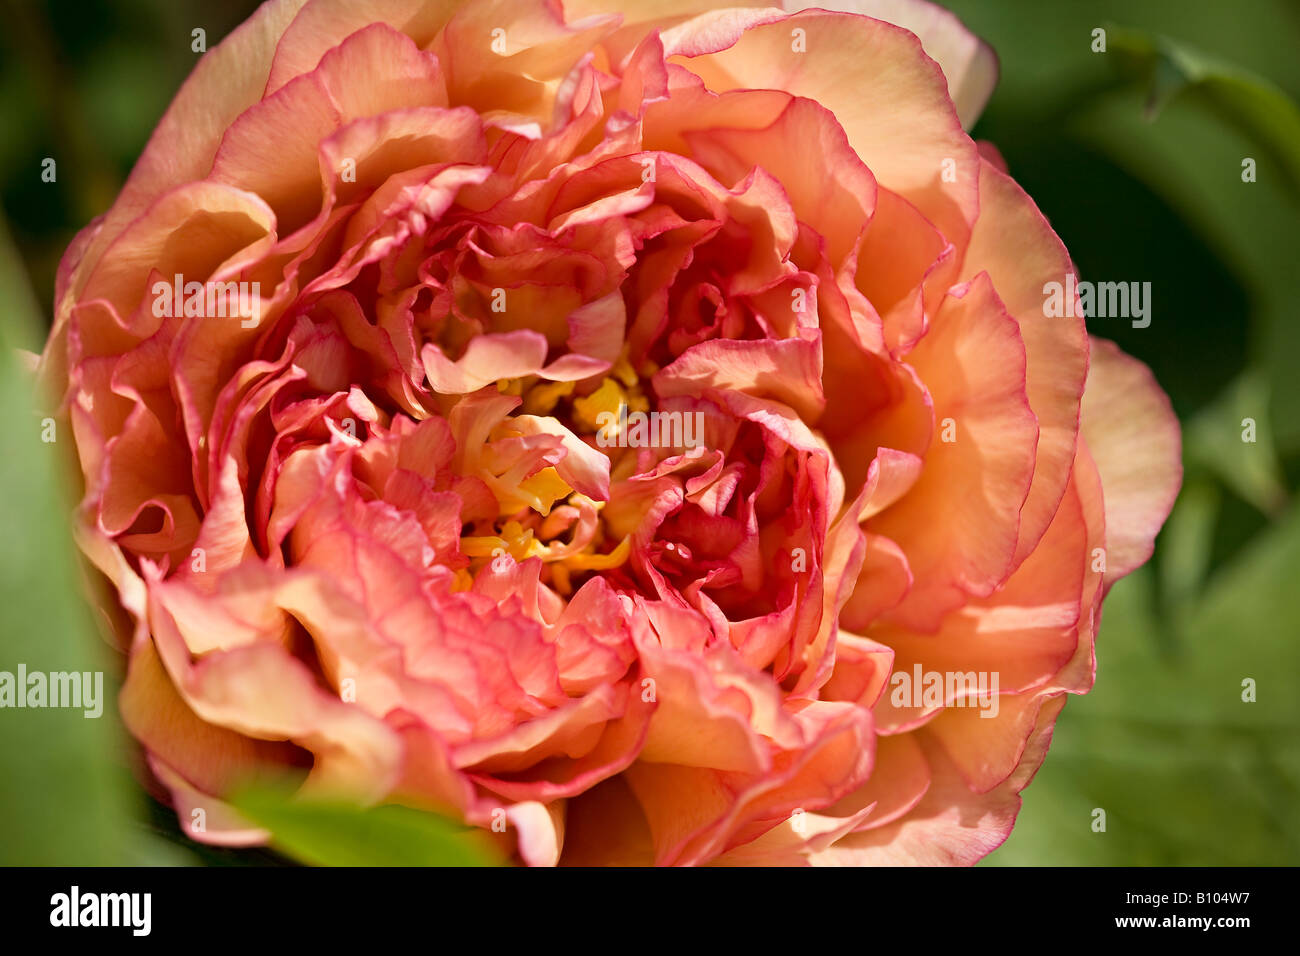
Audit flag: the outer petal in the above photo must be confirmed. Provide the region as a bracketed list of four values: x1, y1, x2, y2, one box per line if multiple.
[679, 8, 980, 250]
[961, 157, 1090, 567]
[812, 697, 1064, 865]
[148, 757, 271, 847]
[871, 272, 1038, 630]
[805, 0, 997, 129]
[263, 0, 456, 94]
[71, 0, 310, 293]
[1079, 337, 1183, 586]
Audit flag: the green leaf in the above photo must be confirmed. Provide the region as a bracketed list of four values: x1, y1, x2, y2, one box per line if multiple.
[1157, 476, 1219, 606]
[1106, 24, 1300, 194]
[0, 215, 139, 864]
[0, 214, 44, 354]
[1185, 372, 1289, 518]
[231, 786, 501, 867]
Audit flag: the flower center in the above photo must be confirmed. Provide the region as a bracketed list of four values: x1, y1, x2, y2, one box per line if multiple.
[451, 353, 662, 594]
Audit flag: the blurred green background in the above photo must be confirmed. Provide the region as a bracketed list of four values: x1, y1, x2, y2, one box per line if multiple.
[0, 0, 1297, 865]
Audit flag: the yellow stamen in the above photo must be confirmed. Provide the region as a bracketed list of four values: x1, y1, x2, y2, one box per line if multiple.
[549, 562, 572, 596]
[563, 535, 631, 571]
[522, 380, 574, 416]
[460, 535, 510, 558]
[457, 357, 647, 588]
[571, 377, 628, 433]
[515, 466, 572, 517]
[612, 353, 639, 388]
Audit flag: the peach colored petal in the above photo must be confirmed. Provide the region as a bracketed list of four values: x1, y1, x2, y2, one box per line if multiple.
[683, 95, 877, 266]
[855, 188, 953, 357]
[422, 330, 549, 392]
[873, 476, 1091, 734]
[926, 690, 1054, 794]
[452, 683, 622, 772]
[510, 413, 613, 500]
[811, 0, 998, 129]
[683, 10, 979, 251]
[820, 632, 895, 709]
[504, 800, 566, 867]
[434, 0, 619, 130]
[148, 756, 271, 848]
[821, 356, 932, 497]
[180, 454, 257, 583]
[469, 684, 654, 803]
[121, 638, 302, 800]
[961, 157, 1089, 566]
[656, 6, 788, 59]
[68, 0, 308, 294]
[1080, 337, 1183, 587]
[625, 699, 873, 865]
[145, 569, 405, 802]
[654, 335, 824, 423]
[838, 534, 912, 631]
[311, 21, 448, 119]
[80, 183, 276, 335]
[812, 697, 1064, 864]
[384, 709, 480, 817]
[707, 798, 879, 866]
[1046, 443, 1107, 696]
[857, 448, 925, 521]
[635, 643, 773, 774]
[871, 272, 1037, 630]
[565, 0, 769, 32]
[559, 776, 654, 866]
[264, 0, 454, 95]
[821, 731, 930, 830]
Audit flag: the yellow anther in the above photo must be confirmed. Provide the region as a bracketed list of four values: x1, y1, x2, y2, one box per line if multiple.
[460, 535, 510, 558]
[564, 535, 631, 571]
[571, 377, 628, 432]
[496, 378, 525, 395]
[522, 380, 574, 416]
[460, 520, 545, 562]
[516, 467, 572, 517]
[612, 353, 640, 388]
[549, 562, 572, 596]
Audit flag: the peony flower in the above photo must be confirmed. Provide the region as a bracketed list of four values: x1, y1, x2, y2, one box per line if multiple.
[39, 0, 1181, 865]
